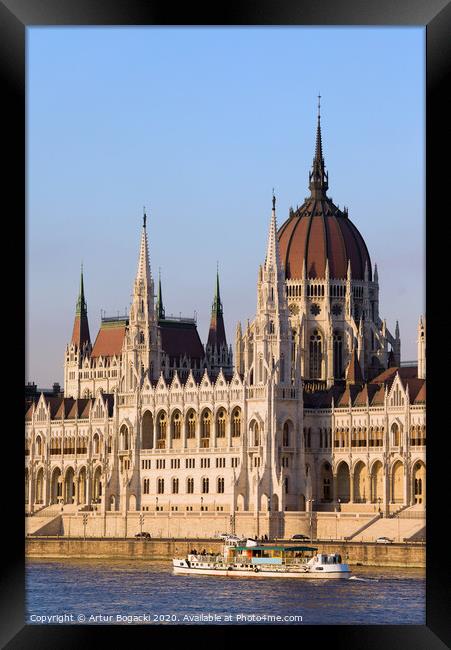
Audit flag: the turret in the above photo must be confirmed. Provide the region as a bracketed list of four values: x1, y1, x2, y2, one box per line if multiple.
[417, 315, 426, 379]
[205, 267, 232, 373]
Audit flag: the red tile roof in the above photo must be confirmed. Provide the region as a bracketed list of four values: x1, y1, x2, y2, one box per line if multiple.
[91, 323, 126, 358]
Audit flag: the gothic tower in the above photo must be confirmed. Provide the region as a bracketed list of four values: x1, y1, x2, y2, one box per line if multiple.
[122, 211, 160, 391]
[205, 268, 233, 373]
[64, 266, 91, 397]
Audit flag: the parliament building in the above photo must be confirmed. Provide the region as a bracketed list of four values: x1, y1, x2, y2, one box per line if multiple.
[25, 107, 426, 540]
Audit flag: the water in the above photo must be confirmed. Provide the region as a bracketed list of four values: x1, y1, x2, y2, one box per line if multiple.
[26, 559, 425, 625]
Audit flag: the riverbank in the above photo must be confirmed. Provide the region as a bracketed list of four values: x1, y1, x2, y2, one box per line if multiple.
[25, 537, 425, 567]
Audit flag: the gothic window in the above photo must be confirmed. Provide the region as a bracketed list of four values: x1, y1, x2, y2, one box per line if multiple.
[232, 408, 241, 437]
[391, 423, 400, 447]
[309, 330, 322, 378]
[172, 411, 181, 439]
[333, 331, 343, 379]
[217, 477, 225, 493]
[332, 303, 342, 316]
[201, 411, 211, 438]
[157, 478, 164, 494]
[284, 477, 289, 494]
[202, 478, 209, 494]
[269, 321, 275, 335]
[172, 478, 179, 494]
[282, 422, 290, 447]
[310, 303, 321, 316]
[141, 411, 153, 449]
[35, 435, 42, 456]
[187, 478, 194, 494]
[157, 412, 167, 446]
[186, 411, 196, 439]
[258, 356, 263, 383]
[143, 478, 150, 494]
[216, 410, 226, 438]
[280, 355, 285, 382]
[120, 425, 129, 451]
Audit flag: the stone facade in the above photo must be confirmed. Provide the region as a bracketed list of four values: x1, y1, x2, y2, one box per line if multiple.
[25, 110, 425, 534]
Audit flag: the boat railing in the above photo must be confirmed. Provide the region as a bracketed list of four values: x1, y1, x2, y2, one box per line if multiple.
[188, 553, 224, 563]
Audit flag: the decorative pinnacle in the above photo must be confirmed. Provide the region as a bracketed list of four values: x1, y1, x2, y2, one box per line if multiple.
[143, 206, 147, 229]
[212, 265, 223, 316]
[272, 188, 276, 211]
[76, 263, 87, 315]
[309, 94, 329, 198]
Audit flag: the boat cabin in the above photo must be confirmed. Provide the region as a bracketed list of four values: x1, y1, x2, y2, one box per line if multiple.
[226, 545, 319, 566]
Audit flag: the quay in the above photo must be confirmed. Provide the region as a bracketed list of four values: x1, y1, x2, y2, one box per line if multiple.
[25, 537, 425, 568]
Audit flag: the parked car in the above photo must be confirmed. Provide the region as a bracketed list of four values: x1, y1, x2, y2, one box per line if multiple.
[291, 534, 310, 541]
[375, 536, 393, 544]
[135, 532, 151, 540]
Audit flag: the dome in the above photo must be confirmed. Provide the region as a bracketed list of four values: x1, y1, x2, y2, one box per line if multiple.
[278, 199, 372, 281]
[277, 101, 372, 281]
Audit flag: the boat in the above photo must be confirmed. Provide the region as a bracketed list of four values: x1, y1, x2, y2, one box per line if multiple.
[173, 539, 351, 579]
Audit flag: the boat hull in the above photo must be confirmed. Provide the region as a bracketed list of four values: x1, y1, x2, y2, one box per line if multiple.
[172, 560, 351, 579]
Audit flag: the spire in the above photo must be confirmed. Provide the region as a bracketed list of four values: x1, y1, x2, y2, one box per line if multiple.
[136, 208, 152, 286]
[346, 348, 364, 385]
[156, 269, 165, 320]
[212, 263, 223, 317]
[265, 191, 281, 272]
[76, 263, 87, 316]
[71, 264, 91, 349]
[308, 94, 329, 199]
[207, 266, 227, 351]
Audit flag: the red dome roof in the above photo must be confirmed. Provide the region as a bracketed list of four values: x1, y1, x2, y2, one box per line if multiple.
[278, 199, 372, 281]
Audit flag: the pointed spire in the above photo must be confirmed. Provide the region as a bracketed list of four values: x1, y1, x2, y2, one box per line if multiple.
[136, 208, 152, 286]
[156, 268, 165, 320]
[265, 191, 281, 272]
[308, 94, 329, 199]
[207, 266, 227, 353]
[76, 263, 87, 316]
[395, 320, 400, 339]
[212, 262, 223, 317]
[71, 264, 91, 349]
[374, 263, 379, 284]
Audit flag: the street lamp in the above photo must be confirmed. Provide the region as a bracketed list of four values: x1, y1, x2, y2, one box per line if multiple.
[309, 499, 315, 540]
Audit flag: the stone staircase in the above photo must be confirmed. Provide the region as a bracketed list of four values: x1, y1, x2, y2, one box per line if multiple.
[352, 512, 425, 542]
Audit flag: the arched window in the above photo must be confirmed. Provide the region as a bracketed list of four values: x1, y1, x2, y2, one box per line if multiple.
[186, 411, 196, 439]
[216, 410, 226, 438]
[120, 425, 129, 451]
[141, 411, 153, 449]
[284, 477, 289, 493]
[201, 411, 211, 438]
[309, 330, 322, 378]
[93, 433, 100, 455]
[172, 478, 179, 494]
[217, 477, 225, 493]
[157, 412, 167, 448]
[251, 421, 260, 446]
[391, 423, 400, 447]
[202, 478, 209, 494]
[283, 422, 290, 447]
[232, 408, 241, 437]
[187, 477, 194, 494]
[36, 435, 42, 456]
[172, 411, 181, 439]
[157, 478, 164, 494]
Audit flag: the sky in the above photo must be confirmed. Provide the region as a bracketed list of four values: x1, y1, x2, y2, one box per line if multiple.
[27, 27, 425, 387]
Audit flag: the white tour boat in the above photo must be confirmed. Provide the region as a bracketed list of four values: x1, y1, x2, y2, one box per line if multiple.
[173, 539, 351, 579]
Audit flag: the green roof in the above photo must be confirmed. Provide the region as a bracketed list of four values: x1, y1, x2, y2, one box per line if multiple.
[232, 545, 318, 552]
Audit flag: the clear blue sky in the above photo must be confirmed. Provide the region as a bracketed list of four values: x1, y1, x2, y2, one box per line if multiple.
[27, 27, 424, 386]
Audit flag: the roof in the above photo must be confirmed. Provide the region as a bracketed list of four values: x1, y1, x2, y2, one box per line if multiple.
[26, 395, 115, 420]
[71, 314, 91, 350]
[91, 321, 126, 358]
[278, 202, 372, 280]
[159, 319, 205, 360]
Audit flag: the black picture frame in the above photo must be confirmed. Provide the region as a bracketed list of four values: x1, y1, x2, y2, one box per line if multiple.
[2, 0, 450, 647]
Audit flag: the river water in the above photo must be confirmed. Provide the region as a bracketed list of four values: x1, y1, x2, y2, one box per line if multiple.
[26, 559, 425, 625]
